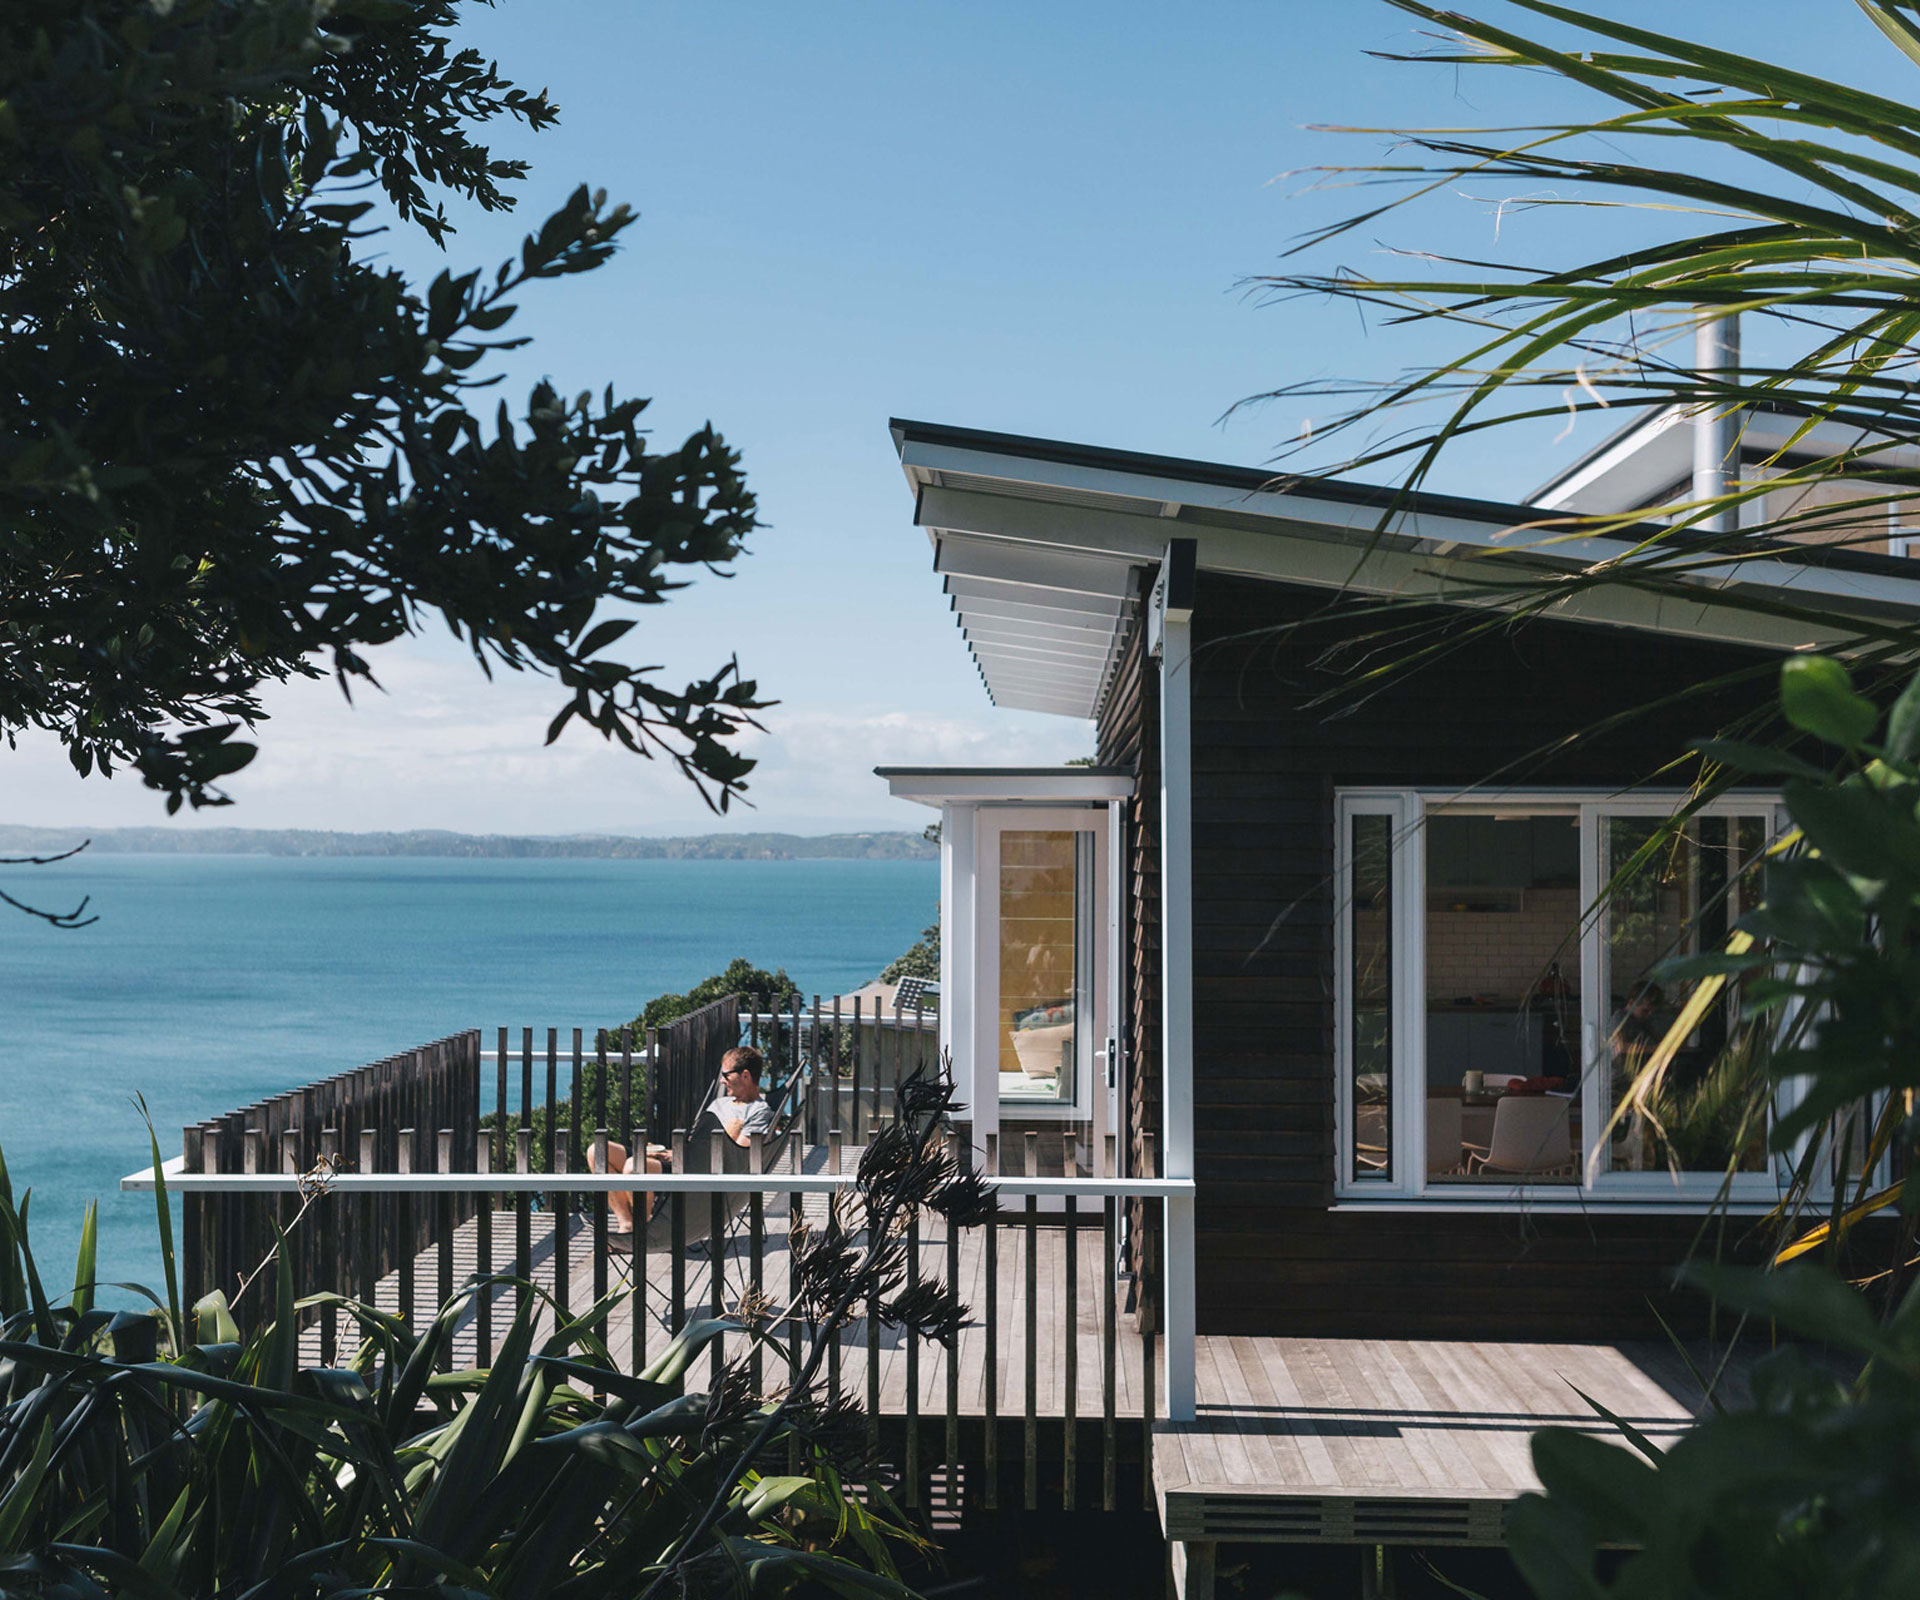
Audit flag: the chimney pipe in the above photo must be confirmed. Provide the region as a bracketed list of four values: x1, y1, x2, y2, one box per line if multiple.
[1691, 312, 1741, 534]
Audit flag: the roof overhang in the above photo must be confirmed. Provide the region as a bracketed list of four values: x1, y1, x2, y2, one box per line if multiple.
[891, 417, 1920, 723]
[875, 765, 1134, 809]
[1531, 403, 1920, 513]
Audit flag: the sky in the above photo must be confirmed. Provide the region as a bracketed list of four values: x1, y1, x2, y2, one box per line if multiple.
[9, 0, 1918, 837]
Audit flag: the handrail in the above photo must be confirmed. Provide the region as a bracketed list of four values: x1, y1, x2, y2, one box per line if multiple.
[121, 1164, 1192, 1198]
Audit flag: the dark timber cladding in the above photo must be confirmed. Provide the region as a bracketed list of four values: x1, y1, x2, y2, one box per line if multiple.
[1096, 576, 1161, 1280]
[1104, 568, 1786, 1340]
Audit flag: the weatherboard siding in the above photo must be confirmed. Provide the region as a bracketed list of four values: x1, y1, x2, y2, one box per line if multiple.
[1106, 568, 1821, 1339]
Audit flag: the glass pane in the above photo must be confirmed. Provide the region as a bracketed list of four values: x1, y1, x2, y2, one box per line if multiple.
[1350, 814, 1393, 1181]
[1602, 815, 1772, 1177]
[1423, 811, 1580, 1185]
[999, 830, 1078, 1106]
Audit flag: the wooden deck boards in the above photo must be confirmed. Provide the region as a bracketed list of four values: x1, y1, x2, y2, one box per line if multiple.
[1155, 1335, 1715, 1545]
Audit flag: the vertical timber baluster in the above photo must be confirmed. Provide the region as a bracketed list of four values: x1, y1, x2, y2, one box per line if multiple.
[476, 1132, 493, 1366]
[944, 1128, 962, 1515]
[1024, 1130, 1038, 1511]
[749, 1132, 765, 1396]
[983, 1130, 999, 1511]
[437, 1129, 455, 1321]
[495, 1028, 509, 1173]
[357, 1130, 377, 1309]
[319, 1127, 339, 1365]
[851, 996, 865, 1147]
[515, 1128, 532, 1317]
[1140, 1132, 1157, 1512]
[1103, 1133, 1118, 1512]
[905, 1200, 921, 1510]
[593, 1125, 610, 1308]
[1064, 1185, 1078, 1511]
[396, 1130, 415, 1330]
[827, 1125, 842, 1403]
[631, 1122, 647, 1376]
[670, 1130, 687, 1338]
[709, 1128, 725, 1389]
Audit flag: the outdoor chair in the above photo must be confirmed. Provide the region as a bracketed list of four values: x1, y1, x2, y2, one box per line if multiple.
[1464, 1094, 1575, 1177]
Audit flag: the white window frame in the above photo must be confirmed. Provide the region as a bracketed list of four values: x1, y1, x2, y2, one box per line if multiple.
[1333, 788, 1829, 1207]
[975, 806, 1111, 1127]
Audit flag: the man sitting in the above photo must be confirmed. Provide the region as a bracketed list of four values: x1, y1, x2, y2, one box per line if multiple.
[710, 1045, 776, 1146]
[595, 1045, 775, 1235]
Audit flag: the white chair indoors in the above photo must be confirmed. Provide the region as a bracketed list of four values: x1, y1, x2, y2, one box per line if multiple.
[1467, 1095, 1574, 1177]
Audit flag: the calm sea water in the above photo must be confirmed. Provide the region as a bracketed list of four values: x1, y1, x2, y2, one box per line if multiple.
[0, 854, 936, 1298]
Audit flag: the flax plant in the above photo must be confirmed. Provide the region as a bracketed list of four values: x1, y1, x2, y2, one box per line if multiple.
[1271, 6, 1920, 1592]
[0, 1072, 989, 1598]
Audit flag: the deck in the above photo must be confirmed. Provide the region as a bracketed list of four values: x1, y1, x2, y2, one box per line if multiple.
[1155, 1334, 1713, 1558]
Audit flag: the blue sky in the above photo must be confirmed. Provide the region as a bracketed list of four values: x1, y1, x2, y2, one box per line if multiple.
[13, 1, 1918, 836]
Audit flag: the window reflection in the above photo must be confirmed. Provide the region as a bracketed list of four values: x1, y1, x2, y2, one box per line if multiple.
[1350, 814, 1393, 1180]
[999, 830, 1078, 1106]
[1423, 812, 1580, 1185]
[1602, 815, 1771, 1177]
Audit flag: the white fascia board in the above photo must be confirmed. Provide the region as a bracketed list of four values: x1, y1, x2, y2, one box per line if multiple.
[879, 769, 1130, 804]
[917, 448, 1920, 633]
[1537, 406, 1920, 514]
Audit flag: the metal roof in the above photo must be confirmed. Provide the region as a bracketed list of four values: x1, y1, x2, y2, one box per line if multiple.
[890, 417, 1920, 725]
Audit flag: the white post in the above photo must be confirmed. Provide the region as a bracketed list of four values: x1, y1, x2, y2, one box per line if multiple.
[1153, 539, 1198, 1423]
[948, 802, 990, 1170]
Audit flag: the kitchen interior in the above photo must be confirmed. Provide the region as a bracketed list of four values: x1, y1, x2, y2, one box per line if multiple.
[1424, 811, 1581, 1183]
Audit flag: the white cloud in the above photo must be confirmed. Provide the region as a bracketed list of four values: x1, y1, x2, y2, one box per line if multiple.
[2, 639, 1095, 836]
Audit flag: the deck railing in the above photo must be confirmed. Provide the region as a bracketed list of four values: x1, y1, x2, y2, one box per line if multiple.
[155, 989, 1193, 1510]
[129, 1150, 1188, 1515]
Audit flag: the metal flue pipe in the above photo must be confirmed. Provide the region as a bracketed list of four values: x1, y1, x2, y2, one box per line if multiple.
[1691, 312, 1741, 534]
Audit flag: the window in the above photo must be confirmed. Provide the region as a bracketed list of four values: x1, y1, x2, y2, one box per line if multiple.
[995, 828, 1086, 1108]
[976, 808, 1109, 1124]
[1334, 791, 1795, 1203]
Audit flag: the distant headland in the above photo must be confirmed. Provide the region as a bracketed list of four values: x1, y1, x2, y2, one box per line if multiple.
[0, 826, 937, 862]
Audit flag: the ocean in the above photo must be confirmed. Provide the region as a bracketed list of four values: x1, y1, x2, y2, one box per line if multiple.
[0, 853, 937, 1299]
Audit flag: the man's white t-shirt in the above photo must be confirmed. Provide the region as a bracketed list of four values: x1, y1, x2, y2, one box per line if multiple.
[713, 1093, 775, 1138]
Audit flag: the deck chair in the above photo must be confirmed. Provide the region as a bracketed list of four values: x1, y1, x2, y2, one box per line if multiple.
[1466, 1094, 1574, 1177]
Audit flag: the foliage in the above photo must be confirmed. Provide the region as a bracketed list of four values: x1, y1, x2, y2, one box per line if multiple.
[616, 958, 804, 1039]
[879, 921, 939, 987]
[1, 0, 764, 816]
[1253, 0, 1920, 689]
[0, 1070, 992, 1598]
[1499, 655, 1920, 1599]
[1277, 8, 1920, 1593]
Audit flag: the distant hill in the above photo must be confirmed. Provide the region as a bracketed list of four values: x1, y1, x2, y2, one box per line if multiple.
[0, 826, 936, 861]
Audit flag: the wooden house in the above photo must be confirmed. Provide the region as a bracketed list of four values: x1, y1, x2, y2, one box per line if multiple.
[880, 407, 1919, 1594]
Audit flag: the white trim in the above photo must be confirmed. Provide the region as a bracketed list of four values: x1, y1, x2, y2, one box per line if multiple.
[123, 1167, 1196, 1198]
[1154, 552, 1197, 1424]
[941, 802, 979, 1164]
[880, 769, 1133, 807]
[977, 807, 1111, 1126]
